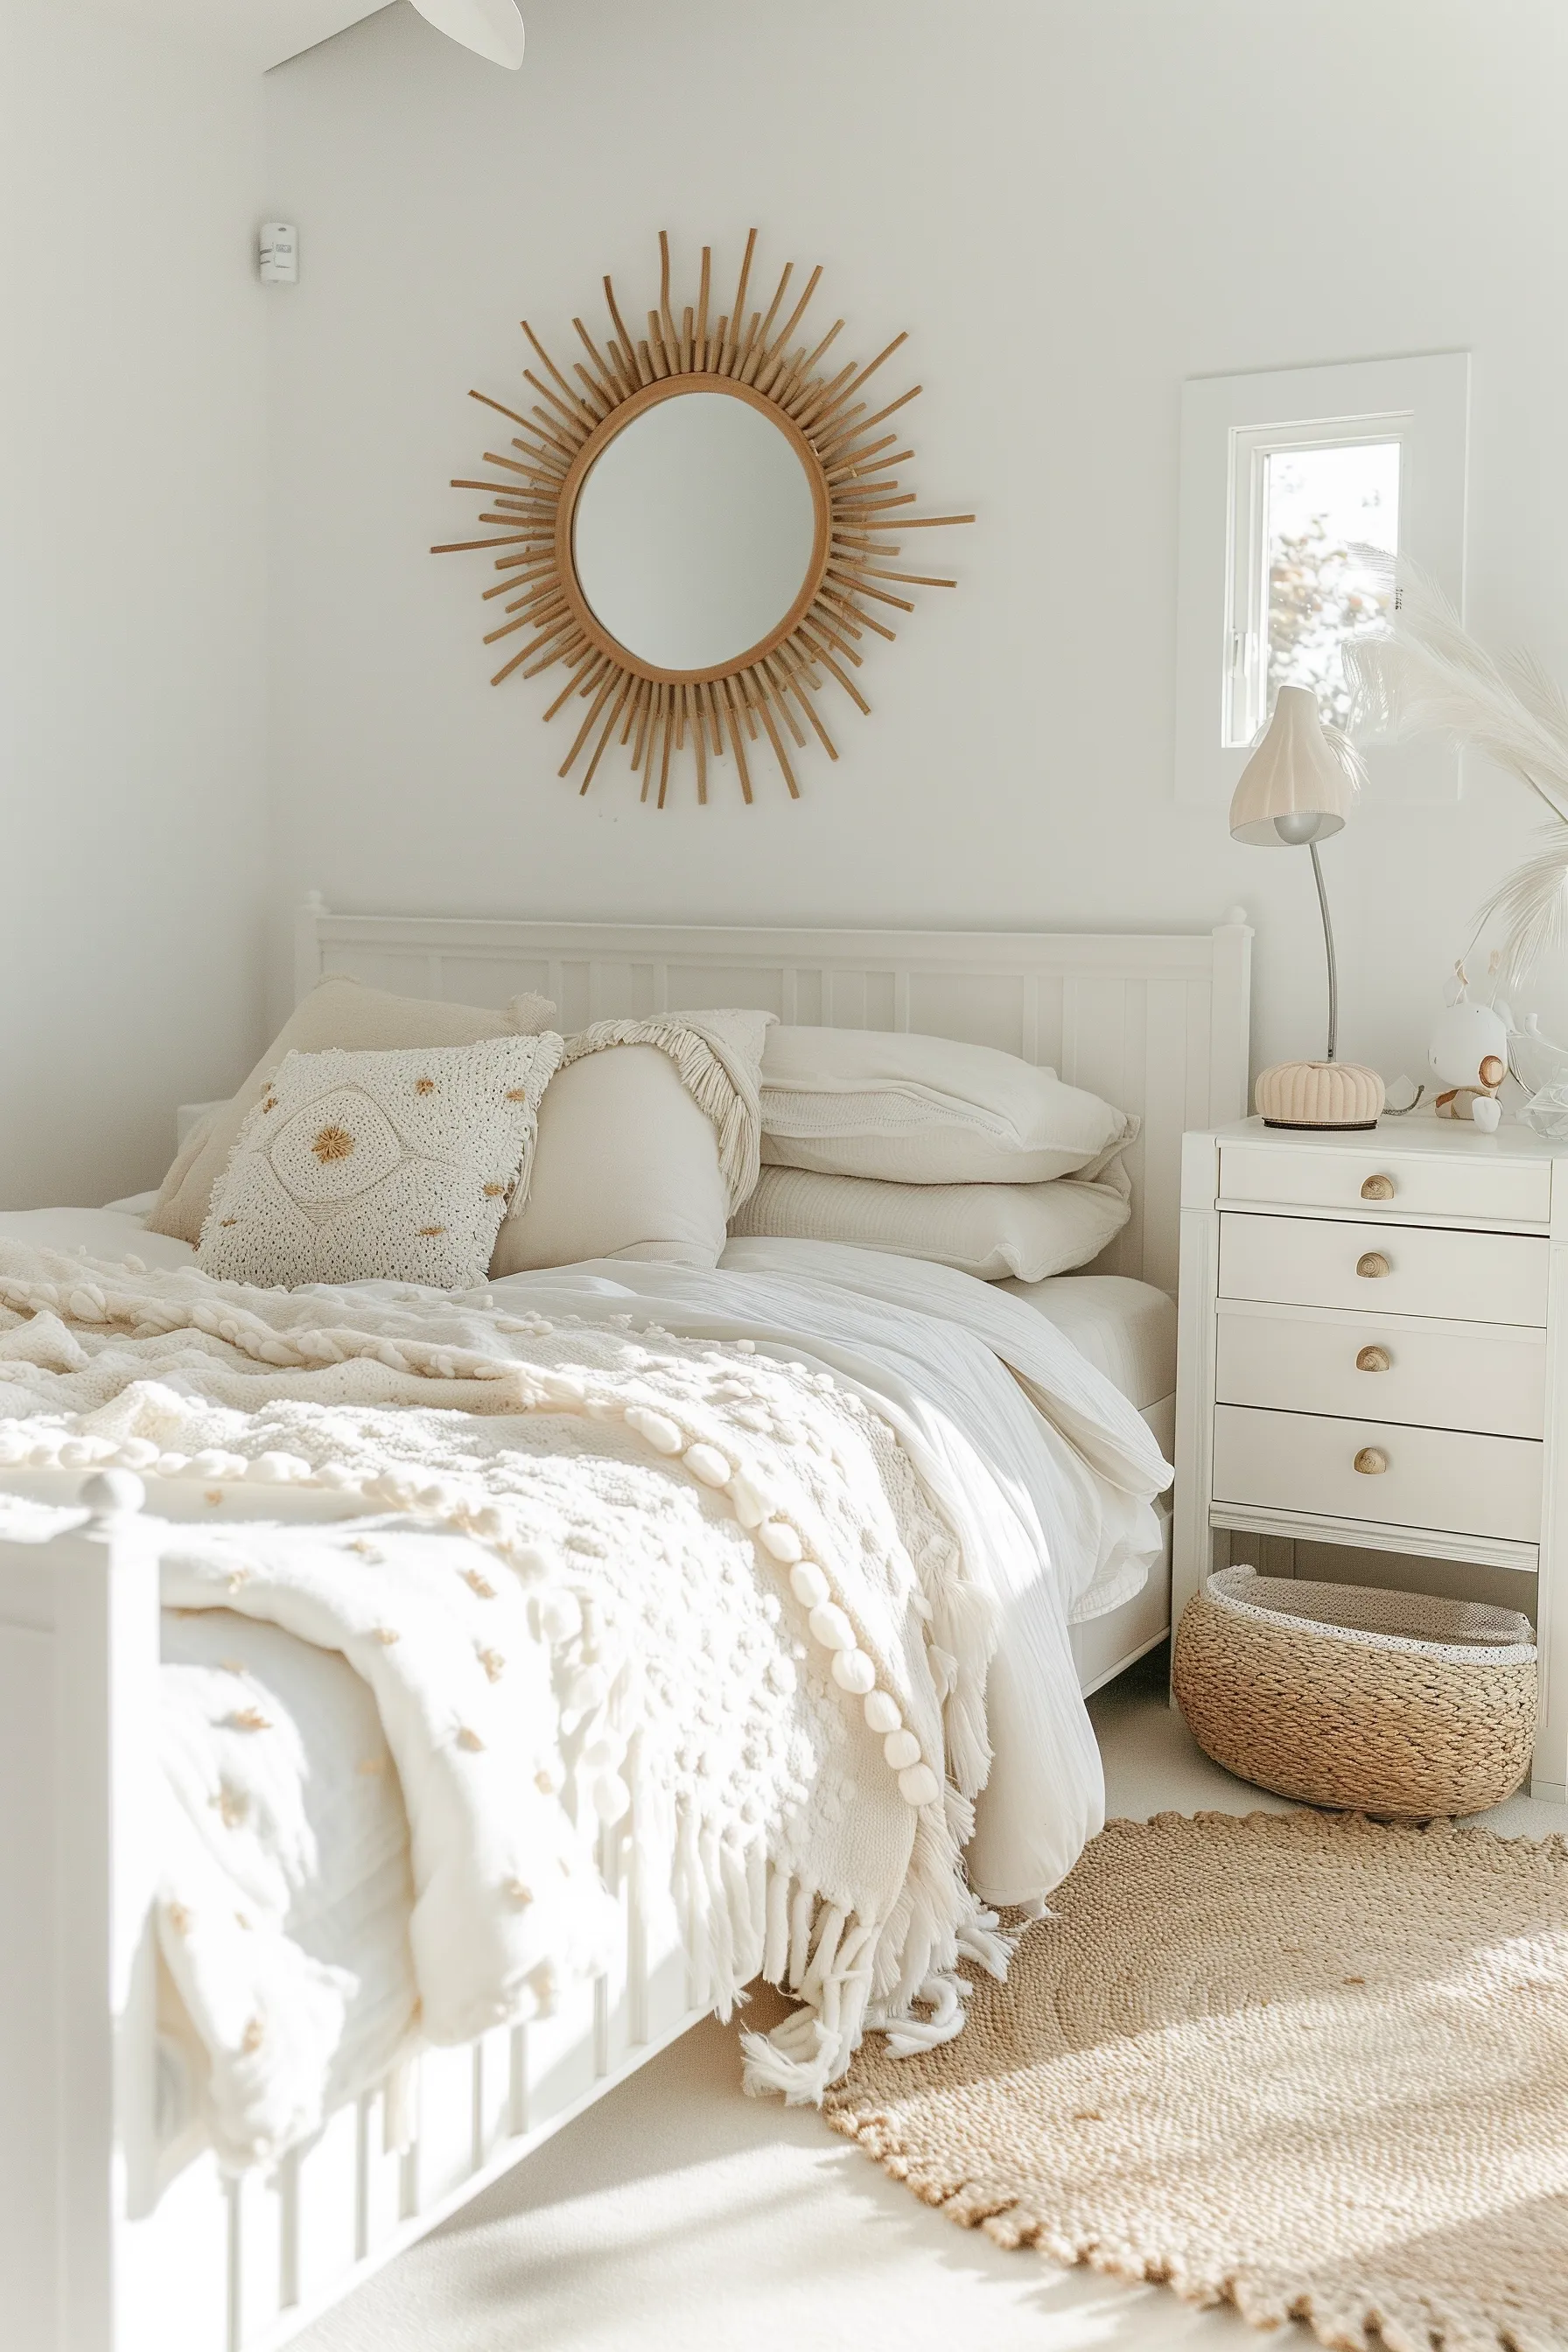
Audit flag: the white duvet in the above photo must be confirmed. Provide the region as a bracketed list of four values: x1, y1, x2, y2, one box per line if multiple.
[0, 1213, 1169, 2168]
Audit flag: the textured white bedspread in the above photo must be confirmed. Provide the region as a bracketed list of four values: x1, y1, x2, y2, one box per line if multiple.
[0, 1214, 1169, 2167]
[513, 1237, 1172, 1898]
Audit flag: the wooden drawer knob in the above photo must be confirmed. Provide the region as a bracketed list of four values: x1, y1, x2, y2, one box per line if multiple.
[1354, 1446, 1389, 1475]
[1355, 1345, 1391, 1373]
[1361, 1172, 1396, 1200]
[1356, 1251, 1390, 1279]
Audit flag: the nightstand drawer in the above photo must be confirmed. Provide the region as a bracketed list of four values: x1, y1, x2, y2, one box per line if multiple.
[1215, 1305, 1546, 1439]
[1219, 1139, 1551, 1225]
[1219, 1212, 1547, 1326]
[1213, 1405, 1543, 1544]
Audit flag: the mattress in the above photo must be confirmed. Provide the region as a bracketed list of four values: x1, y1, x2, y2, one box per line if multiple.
[998, 1272, 1176, 1448]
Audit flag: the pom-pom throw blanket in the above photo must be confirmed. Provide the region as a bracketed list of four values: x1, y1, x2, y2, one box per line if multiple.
[0, 1235, 1168, 2166]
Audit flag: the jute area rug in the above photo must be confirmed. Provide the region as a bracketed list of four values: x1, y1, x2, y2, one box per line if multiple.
[822, 1810, 1568, 2352]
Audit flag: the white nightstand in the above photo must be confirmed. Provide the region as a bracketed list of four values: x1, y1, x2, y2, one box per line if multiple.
[1174, 1115, 1568, 1803]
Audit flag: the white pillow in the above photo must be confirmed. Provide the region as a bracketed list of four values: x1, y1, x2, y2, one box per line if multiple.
[730, 1160, 1131, 1282]
[197, 1033, 563, 1290]
[493, 1011, 771, 1274]
[760, 1025, 1137, 1185]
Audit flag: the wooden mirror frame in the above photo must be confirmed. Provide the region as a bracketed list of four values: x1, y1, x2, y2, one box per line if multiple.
[434, 231, 972, 806]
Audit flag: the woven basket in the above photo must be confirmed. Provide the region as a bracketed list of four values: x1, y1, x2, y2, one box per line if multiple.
[1172, 1566, 1536, 1818]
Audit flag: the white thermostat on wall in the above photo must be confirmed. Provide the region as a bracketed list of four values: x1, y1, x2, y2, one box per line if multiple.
[259, 222, 298, 284]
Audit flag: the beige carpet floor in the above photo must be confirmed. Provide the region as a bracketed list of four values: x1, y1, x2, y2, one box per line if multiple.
[299, 1654, 1568, 2352]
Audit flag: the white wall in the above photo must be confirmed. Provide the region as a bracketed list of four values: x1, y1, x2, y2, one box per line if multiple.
[0, 0, 270, 1207]
[262, 0, 1568, 1081]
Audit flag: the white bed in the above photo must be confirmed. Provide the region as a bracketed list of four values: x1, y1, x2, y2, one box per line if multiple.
[0, 911, 1250, 2352]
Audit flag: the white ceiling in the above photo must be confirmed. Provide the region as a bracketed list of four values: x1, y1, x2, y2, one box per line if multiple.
[92, 1, 396, 72]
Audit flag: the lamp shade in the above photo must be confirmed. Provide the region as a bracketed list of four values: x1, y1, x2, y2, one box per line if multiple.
[1228, 683, 1354, 847]
[410, 0, 526, 68]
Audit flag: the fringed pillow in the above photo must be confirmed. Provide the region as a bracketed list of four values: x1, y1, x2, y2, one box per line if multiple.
[197, 1033, 564, 1290]
[493, 1011, 771, 1273]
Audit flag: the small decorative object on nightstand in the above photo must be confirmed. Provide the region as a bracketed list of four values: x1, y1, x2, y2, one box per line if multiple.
[1430, 967, 1508, 1130]
[1174, 1114, 1568, 1807]
[1229, 684, 1385, 1130]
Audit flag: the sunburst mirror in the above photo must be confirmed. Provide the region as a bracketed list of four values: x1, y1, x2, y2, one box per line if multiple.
[433, 231, 972, 805]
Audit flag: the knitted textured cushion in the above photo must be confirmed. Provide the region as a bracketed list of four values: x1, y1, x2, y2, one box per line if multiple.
[150, 977, 530, 1247]
[197, 1033, 563, 1290]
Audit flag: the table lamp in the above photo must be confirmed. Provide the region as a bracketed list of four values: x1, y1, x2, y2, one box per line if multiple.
[1229, 683, 1385, 1130]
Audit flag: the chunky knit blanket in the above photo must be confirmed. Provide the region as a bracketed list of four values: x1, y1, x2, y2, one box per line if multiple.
[0, 1241, 1011, 2167]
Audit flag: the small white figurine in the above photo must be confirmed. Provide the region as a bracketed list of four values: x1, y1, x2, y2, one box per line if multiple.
[1430, 963, 1507, 1130]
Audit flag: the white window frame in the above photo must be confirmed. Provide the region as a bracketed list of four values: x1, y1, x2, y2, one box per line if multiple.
[1224, 417, 1404, 750]
[1174, 353, 1470, 808]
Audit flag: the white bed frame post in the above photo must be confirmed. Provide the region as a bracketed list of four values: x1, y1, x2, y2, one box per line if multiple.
[0, 1474, 161, 2352]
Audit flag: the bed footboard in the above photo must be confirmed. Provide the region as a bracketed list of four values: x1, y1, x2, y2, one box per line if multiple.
[0, 1475, 707, 2352]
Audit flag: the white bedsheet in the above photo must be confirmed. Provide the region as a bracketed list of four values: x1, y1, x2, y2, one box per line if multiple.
[0, 1211, 1170, 2152]
[155, 1603, 419, 2166]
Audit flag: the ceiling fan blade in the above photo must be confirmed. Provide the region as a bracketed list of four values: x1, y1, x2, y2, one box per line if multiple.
[409, 0, 526, 69]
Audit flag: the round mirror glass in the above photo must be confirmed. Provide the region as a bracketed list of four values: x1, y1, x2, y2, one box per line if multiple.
[571, 389, 820, 673]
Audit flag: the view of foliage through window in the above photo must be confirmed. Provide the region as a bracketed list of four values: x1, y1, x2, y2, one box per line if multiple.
[1265, 441, 1400, 730]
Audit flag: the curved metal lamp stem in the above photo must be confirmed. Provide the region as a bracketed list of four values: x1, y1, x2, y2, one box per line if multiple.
[1309, 840, 1339, 1064]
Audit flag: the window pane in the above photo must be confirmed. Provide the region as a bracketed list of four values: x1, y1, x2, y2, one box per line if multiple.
[1265, 440, 1399, 731]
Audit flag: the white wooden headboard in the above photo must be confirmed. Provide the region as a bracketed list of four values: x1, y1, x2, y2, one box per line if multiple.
[295, 899, 1253, 1295]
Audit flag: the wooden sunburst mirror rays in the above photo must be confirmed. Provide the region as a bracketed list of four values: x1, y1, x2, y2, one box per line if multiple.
[432, 230, 973, 805]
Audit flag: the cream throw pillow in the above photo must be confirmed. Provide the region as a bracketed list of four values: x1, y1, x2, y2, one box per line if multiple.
[150, 976, 527, 1246]
[198, 1033, 563, 1291]
[494, 1010, 772, 1273]
[730, 1160, 1131, 1282]
[760, 1025, 1138, 1185]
